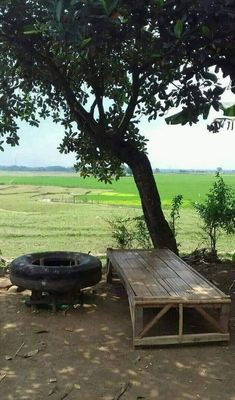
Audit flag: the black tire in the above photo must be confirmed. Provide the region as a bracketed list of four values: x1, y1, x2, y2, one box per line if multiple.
[10, 251, 102, 293]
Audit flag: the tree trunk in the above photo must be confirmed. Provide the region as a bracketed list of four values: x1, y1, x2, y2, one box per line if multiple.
[119, 144, 178, 253]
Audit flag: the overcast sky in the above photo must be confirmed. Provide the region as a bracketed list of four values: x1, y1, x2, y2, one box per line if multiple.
[1, 91, 235, 170]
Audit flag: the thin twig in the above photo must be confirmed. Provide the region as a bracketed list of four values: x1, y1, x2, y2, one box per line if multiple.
[0, 374, 6, 383]
[14, 342, 25, 358]
[113, 382, 131, 400]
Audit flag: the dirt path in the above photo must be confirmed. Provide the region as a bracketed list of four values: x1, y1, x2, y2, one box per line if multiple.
[1, 280, 235, 400]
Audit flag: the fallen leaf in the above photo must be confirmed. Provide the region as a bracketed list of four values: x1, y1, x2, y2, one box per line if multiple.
[5, 356, 12, 361]
[34, 330, 49, 334]
[74, 384, 81, 390]
[49, 378, 57, 383]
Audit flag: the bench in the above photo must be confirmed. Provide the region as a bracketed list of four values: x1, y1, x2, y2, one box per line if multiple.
[106, 248, 231, 347]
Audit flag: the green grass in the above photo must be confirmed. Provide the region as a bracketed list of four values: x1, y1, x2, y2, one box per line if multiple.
[0, 178, 234, 260]
[0, 172, 234, 208]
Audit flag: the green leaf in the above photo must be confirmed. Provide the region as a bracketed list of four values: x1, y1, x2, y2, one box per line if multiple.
[202, 104, 210, 120]
[201, 25, 210, 37]
[223, 104, 235, 117]
[56, 0, 64, 22]
[154, 0, 164, 8]
[201, 71, 217, 83]
[81, 37, 92, 48]
[100, 0, 108, 13]
[23, 26, 39, 35]
[174, 19, 183, 38]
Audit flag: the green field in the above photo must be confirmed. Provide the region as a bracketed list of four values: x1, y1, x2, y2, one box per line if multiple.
[0, 172, 234, 260]
[0, 172, 235, 208]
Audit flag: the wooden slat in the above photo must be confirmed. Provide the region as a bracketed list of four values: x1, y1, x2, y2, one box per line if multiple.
[160, 249, 228, 298]
[138, 304, 172, 339]
[111, 252, 168, 298]
[134, 333, 230, 347]
[134, 297, 231, 305]
[194, 305, 222, 333]
[179, 304, 183, 341]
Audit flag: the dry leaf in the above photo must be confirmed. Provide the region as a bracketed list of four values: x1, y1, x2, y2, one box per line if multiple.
[49, 378, 57, 383]
[74, 384, 81, 390]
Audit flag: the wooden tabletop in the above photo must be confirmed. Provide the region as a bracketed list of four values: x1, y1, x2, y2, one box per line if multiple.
[107, 248, 230, 303]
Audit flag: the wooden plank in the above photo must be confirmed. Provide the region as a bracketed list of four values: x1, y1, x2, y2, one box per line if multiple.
[179, 304, 183, 341]
[194, 305, 222, 332]
[133, 252, 182, 297]
[139, 248, 225, 298]
[137, 304, 172, 339]
[111, 252, 169, 298]
[156, 250, 222, 298]
[133, 306, 143, 337]
[134, 297, 231, 305]
[106, 260, 113, 283]
[134, 332, 230, 347]
[219, 304, 230, 333]
[162, 249, 229, 298]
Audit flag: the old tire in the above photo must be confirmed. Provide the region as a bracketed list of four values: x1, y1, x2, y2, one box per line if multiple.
[10, 251, 102, 293]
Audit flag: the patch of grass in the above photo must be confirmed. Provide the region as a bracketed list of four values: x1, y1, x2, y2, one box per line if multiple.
[0, 184, 234, 259]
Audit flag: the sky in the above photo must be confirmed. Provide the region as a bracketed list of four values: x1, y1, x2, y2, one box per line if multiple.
[1, 92, 235, 170]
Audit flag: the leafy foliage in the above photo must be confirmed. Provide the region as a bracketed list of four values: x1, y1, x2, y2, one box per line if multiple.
[194, 173, 235, 257]
[169, 194, 183, 241]
[107, 215, 151, 249]
[0, 1, 235, 169]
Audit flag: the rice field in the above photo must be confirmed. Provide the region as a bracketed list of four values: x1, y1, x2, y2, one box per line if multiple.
[0, 172, 234, 260]
[0, 172, 234, 208]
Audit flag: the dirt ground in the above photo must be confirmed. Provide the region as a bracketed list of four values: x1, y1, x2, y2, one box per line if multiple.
[1, 263, 235, 400]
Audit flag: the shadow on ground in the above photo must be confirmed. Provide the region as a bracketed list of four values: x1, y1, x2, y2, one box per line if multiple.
[0, 280, 235, 400]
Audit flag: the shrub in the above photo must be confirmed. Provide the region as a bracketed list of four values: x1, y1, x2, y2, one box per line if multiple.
[107, 215, 151, 249]
[169, 194, 183, 242]
[194, 172, 235, 259]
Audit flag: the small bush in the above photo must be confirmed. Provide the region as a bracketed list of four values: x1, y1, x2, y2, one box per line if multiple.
[194, 172, 235, 259]
[107, 215, 151, 249]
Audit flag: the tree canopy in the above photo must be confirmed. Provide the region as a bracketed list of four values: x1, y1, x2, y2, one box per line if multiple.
[0, 0, 235, 251]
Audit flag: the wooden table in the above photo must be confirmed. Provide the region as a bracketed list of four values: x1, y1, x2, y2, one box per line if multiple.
[106, 248, 231, 347]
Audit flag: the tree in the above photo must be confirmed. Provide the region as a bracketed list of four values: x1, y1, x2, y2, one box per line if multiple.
[0, 1, 235, 253]
[194, 173, 235, 258]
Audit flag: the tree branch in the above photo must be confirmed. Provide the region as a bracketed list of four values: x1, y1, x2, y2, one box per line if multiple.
[117, 67, 140, 135]
[0, 31, 99, 135]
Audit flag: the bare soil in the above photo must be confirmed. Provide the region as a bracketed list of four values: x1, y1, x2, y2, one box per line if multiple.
[1, 263, 235, 400]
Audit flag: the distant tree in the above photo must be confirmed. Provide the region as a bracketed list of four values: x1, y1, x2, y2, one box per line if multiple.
[154, 168, 160, 174]
[194, 173, 235, 258]
[0, 1, 235, 253]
